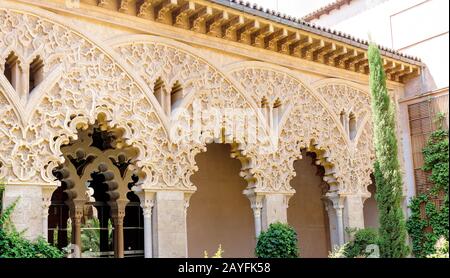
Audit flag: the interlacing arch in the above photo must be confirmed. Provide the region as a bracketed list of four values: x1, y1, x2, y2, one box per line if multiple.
[0, 5, 374, 196]
[226, 63, 375, 194]
[108, 35, 273, 191]
[0, 6, 167, 185]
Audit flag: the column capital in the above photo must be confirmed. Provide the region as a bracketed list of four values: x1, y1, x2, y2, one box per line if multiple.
[183, 192, 193, 214]
[41, 185, 56, 215]
[243, 189, 264, 210]
[325, 191, 346, 208]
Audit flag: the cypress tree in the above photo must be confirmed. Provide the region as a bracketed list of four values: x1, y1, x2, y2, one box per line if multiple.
[368, 43, 409, 257]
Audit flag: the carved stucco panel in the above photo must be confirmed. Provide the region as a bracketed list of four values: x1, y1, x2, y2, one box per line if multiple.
[230, 67, 375, 194]
[0, 9, 168, 185]
[0, 8, 375, 195]
[113, 42, 272, 191]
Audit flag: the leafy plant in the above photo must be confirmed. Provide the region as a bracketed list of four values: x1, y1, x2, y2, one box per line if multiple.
[204, 244, 224, 258]
[407, 123, 449, 257]
[368, 43, 409, 258]
[328, 243, 348, 258]
[255, 222, 299, 258]
[344, 228, 379, 258]
[0, 181, 64, 258]
[427, 237, 449, 258]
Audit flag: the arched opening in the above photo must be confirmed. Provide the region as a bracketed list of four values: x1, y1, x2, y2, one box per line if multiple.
[170, 81, 183, 114]
[153, 77, 168, 115]
[349, 112, 357, 140]
[340, 110, 346, 128]
[123, 176, 145, 257]
[48, 115, 144, 258]
[272, 98, 282, 131]
[29, 56, 44, 93]
[288, 150, 331, 258]
[261, 97, 270, 127]
[364, 175, 380, 229]
[187, 143, 255, 258]
[48, 184, 70, 250]
[3, 52, 20, 91]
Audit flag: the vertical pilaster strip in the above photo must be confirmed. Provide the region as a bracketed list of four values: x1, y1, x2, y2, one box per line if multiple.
[342, 194, 366, 242]
[152, 191, 190, 258]
[261, 193, 292, 230]
[2, 184, 46, 241]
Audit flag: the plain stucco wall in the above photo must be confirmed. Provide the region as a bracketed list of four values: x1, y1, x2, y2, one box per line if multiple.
[187, 144, 255, 258]
[312, 0, 449, 92]
[288, 154, 331, 258]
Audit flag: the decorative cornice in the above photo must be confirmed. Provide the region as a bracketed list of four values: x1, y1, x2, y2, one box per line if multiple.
[16, 0, 422, 83]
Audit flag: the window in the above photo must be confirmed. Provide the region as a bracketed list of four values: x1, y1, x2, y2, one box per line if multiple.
[29, 56, 44, 93]
[340, 110, 346, 128]
[4, 52, 20, 91]
[170, 81, 183, 114]
[261, 97, 270, 127]
[349, 112, 357, 140]
[272, 98, 282, 131]
[153, 77, 168, 114]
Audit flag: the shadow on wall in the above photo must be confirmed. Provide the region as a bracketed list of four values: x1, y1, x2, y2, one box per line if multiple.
[287, 150, 331, 258]
[363, 178, 380, 229]
[187, 144, 255, 258]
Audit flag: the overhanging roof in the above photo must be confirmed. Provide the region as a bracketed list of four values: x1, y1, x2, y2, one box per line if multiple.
[302, 0, 353, 22]
[68, 0, 423, 82]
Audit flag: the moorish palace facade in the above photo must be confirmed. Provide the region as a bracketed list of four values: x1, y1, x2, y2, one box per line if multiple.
[0, 0, 436, 258]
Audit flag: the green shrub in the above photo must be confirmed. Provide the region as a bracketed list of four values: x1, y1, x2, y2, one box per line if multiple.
[427, 237, 449, 258]
[0, 181, 64, 258]
[0, 230, 64, 258]
[255, 222, 299, 258]
[344, 228, 379, 258]
[328, 243, 348, 258]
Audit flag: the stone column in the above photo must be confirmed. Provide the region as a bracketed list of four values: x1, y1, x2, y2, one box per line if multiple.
[112, 213, 125, 258]
[135, 189, 155, 258]
[325, 192, 345, 246]
[41, 186, 56, 241]
[343, 194, 366, 242]
[252, 203, 263, 238]
[244, 190, 264, 238]
[70, 205, 84, 258]
[152, 191, 191, 258]
[323, 200, 339, 248]
[111, 204, 126, 258]
[142, 203, 154, 258]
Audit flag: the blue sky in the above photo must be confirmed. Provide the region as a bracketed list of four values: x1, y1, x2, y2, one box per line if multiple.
[248, 0, 334, 18]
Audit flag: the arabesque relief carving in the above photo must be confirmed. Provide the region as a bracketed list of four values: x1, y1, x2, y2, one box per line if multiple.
[0, 7, 375, 196]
